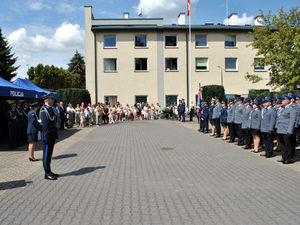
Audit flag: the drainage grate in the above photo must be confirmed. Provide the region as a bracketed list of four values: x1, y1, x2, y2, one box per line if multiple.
[161, 147, 176, 150]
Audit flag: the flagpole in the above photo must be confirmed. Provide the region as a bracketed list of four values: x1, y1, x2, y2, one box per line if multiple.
[189, 5, 192, 107]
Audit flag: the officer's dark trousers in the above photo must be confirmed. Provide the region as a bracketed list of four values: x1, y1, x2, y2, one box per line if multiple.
[292, 128, 297, 156]
[214, 119, 221, 136]
[182, 113, 185, 122]
[8, 129, 16, 148]
[43, 139, 55, 174]
[229, 122, 235, 142]
[22, 125, 28, 144]
[203, 119, 208, 130]
[16, 125, 23, 145]
[279, 134, 293, 162]
[243, 129, 251, 148]
[60, 117, 65, 129]
[235, 123, 244, 145]
[262, 132, 274, 156]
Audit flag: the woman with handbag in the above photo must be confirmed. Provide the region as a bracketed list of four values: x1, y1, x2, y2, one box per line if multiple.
[27, 102, 40, 161]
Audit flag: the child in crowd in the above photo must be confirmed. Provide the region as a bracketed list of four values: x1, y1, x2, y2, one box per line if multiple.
[80, 109, 85, 128]
[125, 107, 128, 121]
[109, 108, 115, 124]
[151, 108, 155, 120]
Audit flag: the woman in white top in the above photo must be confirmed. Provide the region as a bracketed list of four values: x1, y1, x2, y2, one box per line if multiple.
[143, 105, 148, 120]
[67, 103, 75, 128]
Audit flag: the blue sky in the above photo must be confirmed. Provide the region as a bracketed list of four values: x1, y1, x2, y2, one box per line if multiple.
[0, 0, 298, 79]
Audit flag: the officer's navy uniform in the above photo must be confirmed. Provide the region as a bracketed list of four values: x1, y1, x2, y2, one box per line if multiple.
[199, 101, 208, 132]
[40, 94, 58, 179]
[178, 102, 182, 120]
[241, 103, 253, 148]
[250, 107, 261, 135]
[181, 100, 186, 122]
[289, 99, 299, 156]
[234, 100, 245, 145]
[227, 100, 235, 142]
[212, 99, 222, 137]
[260, 104, 276, 157]
[27, 107, 39, 143]
[220, 105, 228, 127]
[275, 101, 296, 163]
[6, 106, 17, 149]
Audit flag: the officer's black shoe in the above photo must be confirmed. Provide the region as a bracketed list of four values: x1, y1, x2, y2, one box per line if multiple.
[283, 160, 293, 164]
[204, 130, 208, 133]
[260, 153, 266, 157]
[265, 155, 274, 158]
[197, 129, 201, 132]
[215, 135, 221, 138]
[45, 173, 57, 180]
[277, 159, 284, 162]
[244, 146, 251, 149]
[228, 140, 234, 143]
[9, 147, 17, 149]
[50, 172, 59, 177]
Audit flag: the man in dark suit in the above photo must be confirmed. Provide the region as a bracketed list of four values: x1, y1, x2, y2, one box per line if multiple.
[181, 98, 186, 122]
[40, 93, 59, 180]
[58, 101, 66, 130]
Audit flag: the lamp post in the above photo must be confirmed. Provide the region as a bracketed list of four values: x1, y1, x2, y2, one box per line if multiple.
[216, 65, 223, 86]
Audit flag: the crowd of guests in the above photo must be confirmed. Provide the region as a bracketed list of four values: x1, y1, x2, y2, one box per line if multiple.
[197, 94, 300, 164]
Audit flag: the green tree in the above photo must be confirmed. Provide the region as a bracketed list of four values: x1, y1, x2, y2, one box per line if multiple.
[28, 64, 81, 90]
[0, 28, 20, 81]
[245, 7, 300, 90]
[68, 50, 85, 88]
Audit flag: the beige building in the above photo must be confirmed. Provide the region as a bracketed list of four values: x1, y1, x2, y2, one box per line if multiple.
[85, 6, 270, 106]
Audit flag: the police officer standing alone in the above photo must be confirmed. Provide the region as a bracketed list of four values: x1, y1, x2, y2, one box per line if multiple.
[275, 95, 296, 164]
[40, 93, 59, 180]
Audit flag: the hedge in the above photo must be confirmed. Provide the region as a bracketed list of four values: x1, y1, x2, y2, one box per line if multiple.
[57, 88, 91, 107]
[202, 85, 226, 105]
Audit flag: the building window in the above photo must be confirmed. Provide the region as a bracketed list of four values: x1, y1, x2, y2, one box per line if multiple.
[165, 35, 177, 47]
[135, 58, 148, 71]
[225, 35, 236, 47]
[195, 35, 207, 47]
[136, 96, 148, 103]
[196, 58, 208, 71]
[135, 35, 147, 47]
[225, 58, 237, 71]
[166, 95, 178, 107]
[254, 58, 265, 71]
[165, 58, 178, 71]
[104, 59, 117, 72]
[104, 35, 116, 48]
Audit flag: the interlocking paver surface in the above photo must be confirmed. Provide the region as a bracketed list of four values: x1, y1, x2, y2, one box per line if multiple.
[1, 120, 300, 225]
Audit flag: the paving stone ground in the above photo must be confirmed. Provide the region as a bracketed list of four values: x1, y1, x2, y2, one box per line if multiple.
[1, 119, 300, 225]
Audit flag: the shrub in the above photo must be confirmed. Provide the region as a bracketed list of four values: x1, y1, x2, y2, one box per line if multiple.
[57, 88, 91, 107]
[202, 85, 226, 105]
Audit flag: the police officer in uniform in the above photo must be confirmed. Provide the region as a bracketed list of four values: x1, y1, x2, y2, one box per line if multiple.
[40, 93, 59, 180]
[260, 97, 276, 158]
[181, 98, 186, 122]
[7, 103, 18, 149]
[275, 95, 296, 164]
[199, 99, 209, 133]
[287, 93, 299, 156]
[27, 102, 39, 161]
[15, 100, 24, 146]
[227, 98, 235, 143]
[22, 102, 30, 144]
[241, 98, 253, 149]
[212, 97, 222, 138]
[177, 100, 182, 121]
[234, 97, 245, 146]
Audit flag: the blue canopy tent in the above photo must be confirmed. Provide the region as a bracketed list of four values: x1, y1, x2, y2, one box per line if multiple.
[13, 78, 58, 99]
[0, 76, 36, 98]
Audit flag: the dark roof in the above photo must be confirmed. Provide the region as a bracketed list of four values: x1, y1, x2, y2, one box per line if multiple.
[91, 24, 255, 32]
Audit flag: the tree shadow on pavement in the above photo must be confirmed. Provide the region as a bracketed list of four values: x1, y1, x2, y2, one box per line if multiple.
[59, 166, 106, 177]
[52, 153, 77, 160]
[0, 180, 33, 191]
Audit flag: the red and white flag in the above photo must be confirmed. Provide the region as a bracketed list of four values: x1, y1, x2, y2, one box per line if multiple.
[187, 0, 190, 16]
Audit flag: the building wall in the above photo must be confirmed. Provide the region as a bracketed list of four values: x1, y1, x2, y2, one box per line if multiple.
[85, 7, 270, 105]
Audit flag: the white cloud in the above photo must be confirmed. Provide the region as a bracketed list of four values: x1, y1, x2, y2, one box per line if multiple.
[56, 3, 78, 14]
[6, 22, 85, 78]
[27, 2, 43, 10]
[133, 0, 199, 24]
[223, 13, 254, 25]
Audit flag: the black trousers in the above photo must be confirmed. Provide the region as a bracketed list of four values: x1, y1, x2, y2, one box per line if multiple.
[214, 118, 221, 136]
[8, 128, 16, 148]
[235, 123, 244, 145]
[278, 133, 293, 162]
[229, 122, 235, 142]
[262, 132, 274, 156]
[43, 139, 55, 174]
[243, 129, 252, 148]
[292, 127, 297, 156]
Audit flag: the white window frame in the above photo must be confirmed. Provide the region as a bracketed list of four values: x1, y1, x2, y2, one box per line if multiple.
[104, 35, 117, 48]
[135, 35, 148, 48]
[165, 35, 177, 48]
[165, 58, 178, 71]
[225, 35, 237, 48]
[225, 58, 238, 71]
[104, 58, 117, 73]
[195, 58, 209, 71]
[195, 35, 208, 48]
[135, 58, 148, 72]
[254, 58, 266, 71]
